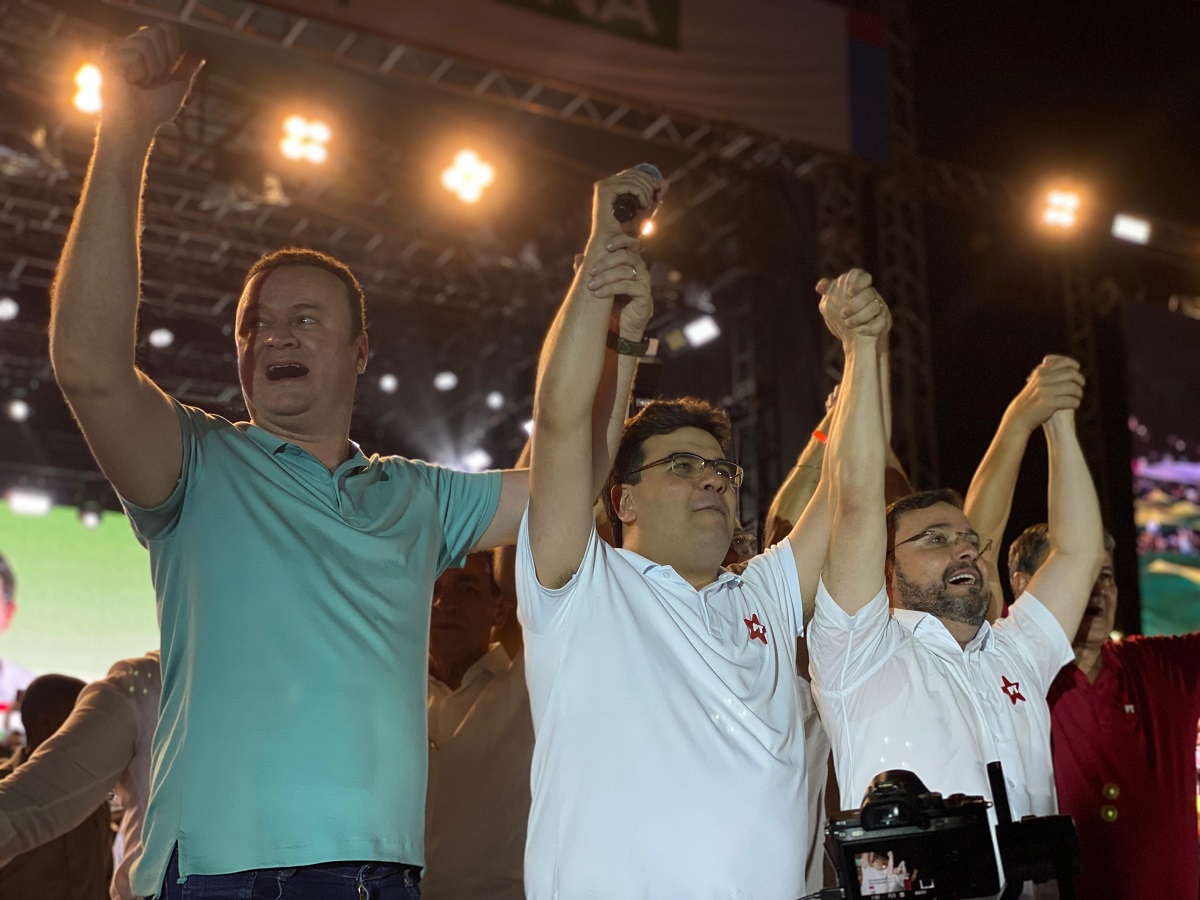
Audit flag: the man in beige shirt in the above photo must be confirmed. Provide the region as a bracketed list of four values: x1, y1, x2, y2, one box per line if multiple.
[425, 552, 532, 900]
[0, 653, 161, 900]
[0, 673, 114, 899]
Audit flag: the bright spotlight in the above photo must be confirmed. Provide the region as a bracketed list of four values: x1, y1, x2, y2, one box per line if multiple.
[379, 373, 399, 394]
[433, 371, 459, 392]
[485, 390, 505, 411]
[1042, 188, 1081, 230]
[683, 315, 721, 347]
[80, 507, 102, 530]
[0, 297, 16, 321]
[1112, 214, 1151, 245]
[6, 399, 31, 422]
[441, 150, 495, 205]
[462, 448, 493, 472]
[280, 116, 330, 164]
[522, 418, 535, 436]
[148, 327, 174, 349]
[73, 64, 102, 114]
[8, 488, 51, 516]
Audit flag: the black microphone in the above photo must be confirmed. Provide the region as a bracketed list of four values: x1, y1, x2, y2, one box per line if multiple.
[613, 163, 663, 224]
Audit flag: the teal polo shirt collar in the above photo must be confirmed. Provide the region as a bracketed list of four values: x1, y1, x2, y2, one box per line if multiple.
[240, 422, 370, 475]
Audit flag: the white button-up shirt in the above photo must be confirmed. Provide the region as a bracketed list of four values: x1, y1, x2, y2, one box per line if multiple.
[517, 513, 810, 900]
[809, 581, 1071, 819]
[424, 645, 533, 900]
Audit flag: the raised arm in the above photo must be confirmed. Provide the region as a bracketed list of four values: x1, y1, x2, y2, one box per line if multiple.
[819, 271, 890, 614]
[49, 26, 203, 510]
[1024, 408, 1105, 636]
[470, 237, 650, 554]
[763, 403, 832, 549]
[964, 355, 1084, 619]
[528, 170, 661, 587]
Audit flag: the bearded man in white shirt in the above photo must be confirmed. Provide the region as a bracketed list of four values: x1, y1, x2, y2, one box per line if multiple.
[807, 273, 1105, 896]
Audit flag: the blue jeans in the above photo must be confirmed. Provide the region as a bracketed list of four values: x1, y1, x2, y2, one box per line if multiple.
[157, 846, 421, 900]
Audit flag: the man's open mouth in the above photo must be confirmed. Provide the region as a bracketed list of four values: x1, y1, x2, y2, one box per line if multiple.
[265, 363, 310, 381]
[947, 571, 979, 586]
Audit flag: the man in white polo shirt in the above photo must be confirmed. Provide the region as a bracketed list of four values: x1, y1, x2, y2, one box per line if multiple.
[808, 274, 1104, 894]
[517, 168, 888, 897]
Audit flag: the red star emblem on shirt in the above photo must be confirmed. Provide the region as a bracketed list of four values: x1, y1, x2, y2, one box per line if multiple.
[743, 613, 768, 645]
[1001, 675, 1026, 705]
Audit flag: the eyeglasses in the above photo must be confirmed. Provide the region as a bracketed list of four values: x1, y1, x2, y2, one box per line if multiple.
[625, 452, 744, 488]
[887, 528, 993, 556]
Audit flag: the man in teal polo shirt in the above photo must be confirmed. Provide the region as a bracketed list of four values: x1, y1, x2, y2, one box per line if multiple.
[48, 25, 545, 900]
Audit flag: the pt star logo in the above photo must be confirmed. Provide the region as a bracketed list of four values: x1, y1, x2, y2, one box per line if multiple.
[743, 613, 768, 645]
[1001, 675, 1026, 705]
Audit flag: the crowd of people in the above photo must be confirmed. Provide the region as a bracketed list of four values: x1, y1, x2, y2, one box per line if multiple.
[1, 22, 1199, 900]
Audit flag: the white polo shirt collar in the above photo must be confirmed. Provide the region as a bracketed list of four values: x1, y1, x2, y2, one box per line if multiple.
[611, 547, 744, 591]
[892, 607, 995, 653]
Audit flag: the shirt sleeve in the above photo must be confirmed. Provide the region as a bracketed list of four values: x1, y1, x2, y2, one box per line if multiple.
[119, 398, 207, 543]
[806, 577, 894, 692]
[515, 506, 609, 636]
[0, 678, 138, 865]
[736, 538, 804, 637]
[413, 462, 502, 572]
[1135, 634, 1200, 708]
[992, 591, 1075, 694]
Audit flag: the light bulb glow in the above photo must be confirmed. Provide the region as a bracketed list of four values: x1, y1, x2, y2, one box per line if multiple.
[6, 399, 31, 422]
[8, 489, 51, 516]
[73, 64, 103, 114]
[1042, 188, 1082, 231]
[683, 315, 721, 347]
[280, 116, 330, 164]
[441, 150, 495, 204]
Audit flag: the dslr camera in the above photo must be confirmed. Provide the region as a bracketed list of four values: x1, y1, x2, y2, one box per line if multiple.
[826, 770, 997, 899]
[825, 764, 1079, 899]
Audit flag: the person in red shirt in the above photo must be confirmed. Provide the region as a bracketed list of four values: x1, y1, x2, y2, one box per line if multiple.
[1009, 524, 1200, 899]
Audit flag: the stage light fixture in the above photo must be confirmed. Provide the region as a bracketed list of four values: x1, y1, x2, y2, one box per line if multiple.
[73, 64, 102, 114]
[148, 327, 174, 349]
[280, 115, 330, 164]
[683, 315, 721, 347]
[1112, 214, 1151, 245]
[0, 297, 17, 321]
[485, 390, 505, 410]
[462, 449, 493, 472]
[379, 373, 399, 394]
[441, 150, 494, 204]
[1042, 188, 1081, 230]
[8, 488, 51, 516]
[6, 399, 30, 422]
[433, 371, 459, 392]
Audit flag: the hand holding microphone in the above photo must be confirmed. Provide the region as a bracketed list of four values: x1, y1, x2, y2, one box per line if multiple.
[590, 164, 666, 242]
[613, 163, 664, 224]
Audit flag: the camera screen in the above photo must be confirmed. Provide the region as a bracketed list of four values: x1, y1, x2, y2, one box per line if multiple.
[839, 825, 999, 899]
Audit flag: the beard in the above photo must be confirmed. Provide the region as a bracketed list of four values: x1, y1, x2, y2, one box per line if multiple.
[894, 567, 991, 629]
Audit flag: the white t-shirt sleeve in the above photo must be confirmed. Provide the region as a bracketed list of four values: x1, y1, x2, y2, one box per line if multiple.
[993, 591, 1074, 693]
[515, 505, 608, 635]
[736, 538, 804, 637]
[807, 577, 893, 692]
